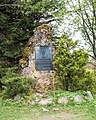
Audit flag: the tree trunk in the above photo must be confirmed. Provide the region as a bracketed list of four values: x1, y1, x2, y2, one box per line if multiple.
[65, 79, 68, 91]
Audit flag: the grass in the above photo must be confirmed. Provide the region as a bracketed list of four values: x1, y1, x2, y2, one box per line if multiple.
[0, 90, 96, 120]
[68, 100, 96, 120]
[0, 102, 43, 120]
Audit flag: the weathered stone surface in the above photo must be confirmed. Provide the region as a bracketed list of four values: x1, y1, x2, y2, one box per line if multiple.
[20, 24, 55, 92]
[74, 95, 84, 102]
[22, 67, 32, 77]
[38, 98, 53, 105]
[36, 93, 44, 97]
[14, 94, 21, 101]
[58, 96, 69, 104]
[87, 91, 94, 100]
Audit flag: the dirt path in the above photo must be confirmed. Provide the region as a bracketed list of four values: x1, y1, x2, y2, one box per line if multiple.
[38, 112, 78, 120]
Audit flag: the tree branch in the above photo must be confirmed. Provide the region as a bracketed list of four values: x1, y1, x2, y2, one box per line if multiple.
[89, 54, 96, 60]
[0, 4, 18, 7]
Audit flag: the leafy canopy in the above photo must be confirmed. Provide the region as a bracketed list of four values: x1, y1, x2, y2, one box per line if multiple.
[57, 0, 96, 60]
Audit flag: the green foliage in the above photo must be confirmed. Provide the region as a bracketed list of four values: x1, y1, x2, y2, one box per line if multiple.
[54, 35, 89, 91]
[1, 71, 36, 98]
[78, 69, 96, 92]
[0, 67, 19, 90]
[0, 0, 32, 69]
[0, 0, 58, 72]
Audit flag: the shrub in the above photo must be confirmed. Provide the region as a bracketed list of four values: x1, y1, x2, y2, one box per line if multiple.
[78, 69, 96, 92]
[54, 35, 90, 91]
[0, 67, 18, 89]
[1, 71, 36, 98]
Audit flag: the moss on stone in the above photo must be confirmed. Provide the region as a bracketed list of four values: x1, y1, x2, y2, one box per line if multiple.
[23, 46, 33, 58]
[38, 24, 52, 41]
[47, 34, 52, 40]
[19, 58, 28, 68]
[37, 24, 52, 32]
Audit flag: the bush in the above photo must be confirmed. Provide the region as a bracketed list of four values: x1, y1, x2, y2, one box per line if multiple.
[0, 67, 18, 89]
[78, 69, 96, 92]
[1, 71, 36, 98]
[54, 35, 90, 91]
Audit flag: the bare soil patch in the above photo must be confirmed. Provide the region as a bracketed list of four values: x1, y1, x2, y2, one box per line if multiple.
[38, 112, 77, 120]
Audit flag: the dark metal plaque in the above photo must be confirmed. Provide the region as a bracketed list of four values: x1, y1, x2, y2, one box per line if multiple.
[35, 46, 53, 71]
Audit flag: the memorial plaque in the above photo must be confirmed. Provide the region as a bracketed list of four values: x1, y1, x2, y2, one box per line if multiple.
[35, 46, 53, 71]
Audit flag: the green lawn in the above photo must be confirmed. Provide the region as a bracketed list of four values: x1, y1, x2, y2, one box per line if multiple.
[0, 91, 96, 120]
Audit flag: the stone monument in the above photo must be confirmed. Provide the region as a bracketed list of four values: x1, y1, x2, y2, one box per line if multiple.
[19, 24, 55, 92]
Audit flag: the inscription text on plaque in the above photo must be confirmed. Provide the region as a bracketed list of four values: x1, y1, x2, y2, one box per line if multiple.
[35, 46, 53, 71]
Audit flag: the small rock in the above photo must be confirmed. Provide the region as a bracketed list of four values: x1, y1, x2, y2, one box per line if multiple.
[36, 93, 44, 97]
[35, 97, 40, 102]
[30, 101, 36, 105]
[53, 108, 59, 111]
[39, 98, 53, 105]
[58, 96, 69, 104]
[14, 94, 21, 101]
[87, 91, 93, 100]
[74, 95, 84, 102]
[27, 100, 35, 105]
[42, 107, 49, 112]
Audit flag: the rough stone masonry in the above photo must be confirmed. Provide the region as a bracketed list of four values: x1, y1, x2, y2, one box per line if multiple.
[19, 24, 55, 93]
